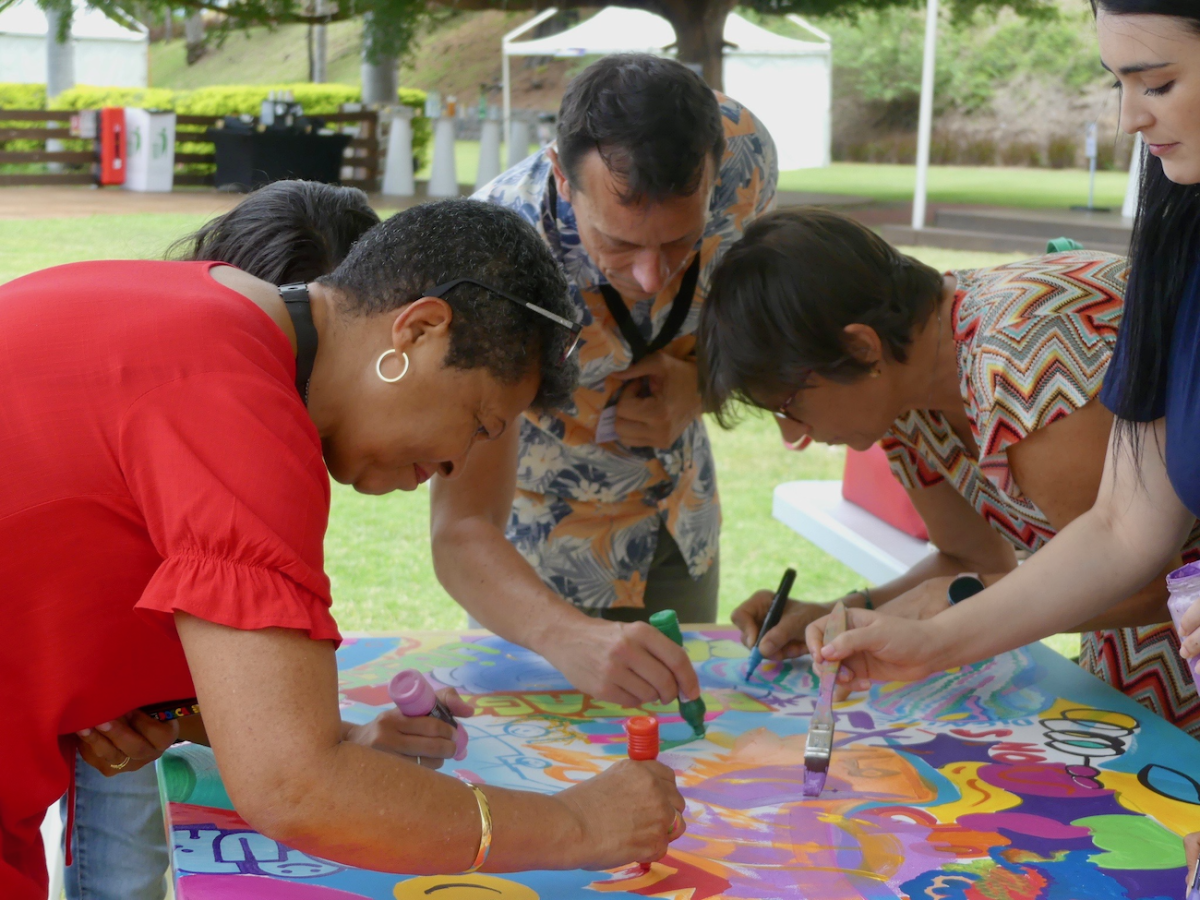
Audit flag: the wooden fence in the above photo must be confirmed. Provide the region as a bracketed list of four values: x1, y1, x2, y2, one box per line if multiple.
[0, 107, 381, 191]
[0, 110, 94, 187]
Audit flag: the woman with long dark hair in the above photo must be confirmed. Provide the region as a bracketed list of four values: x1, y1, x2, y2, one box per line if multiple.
[796, 3, 1200, 714]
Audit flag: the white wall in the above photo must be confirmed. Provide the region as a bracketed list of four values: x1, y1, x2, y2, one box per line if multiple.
[725, 53, 831, 171]
[0, 35, 148, 87]
[0, 35, 45, 83]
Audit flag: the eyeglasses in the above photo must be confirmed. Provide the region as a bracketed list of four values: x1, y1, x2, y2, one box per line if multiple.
[774, 381, 810, 425]
[429, 278, 583, 365]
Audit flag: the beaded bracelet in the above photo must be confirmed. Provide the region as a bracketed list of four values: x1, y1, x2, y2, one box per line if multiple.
[459, 779, 493, 874]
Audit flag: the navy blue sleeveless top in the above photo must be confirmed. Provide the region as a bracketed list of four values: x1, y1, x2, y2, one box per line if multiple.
[1099, 263, 1200, 518]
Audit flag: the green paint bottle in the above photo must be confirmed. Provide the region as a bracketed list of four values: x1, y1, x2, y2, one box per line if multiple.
[648, 609, 707, 737]
[159, 743, 235, 810]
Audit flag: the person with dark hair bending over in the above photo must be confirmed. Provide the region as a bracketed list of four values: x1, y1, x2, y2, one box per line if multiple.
[435, 54, 777, 709]
[727, 5, 1200, 725]
[53, 181, 380, 900]
[699, 206, 1200, 737]
[0, 199, 686, 900]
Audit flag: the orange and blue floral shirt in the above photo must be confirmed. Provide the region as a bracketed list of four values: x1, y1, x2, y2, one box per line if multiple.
[474, 95, 777, 610]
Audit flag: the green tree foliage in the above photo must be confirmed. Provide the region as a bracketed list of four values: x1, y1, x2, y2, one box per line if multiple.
[5, 0, 1062, 78]
[813, 5, 1102, 118]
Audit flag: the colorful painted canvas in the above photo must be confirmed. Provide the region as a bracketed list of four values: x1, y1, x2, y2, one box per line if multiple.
[159, 630, 1199, 899]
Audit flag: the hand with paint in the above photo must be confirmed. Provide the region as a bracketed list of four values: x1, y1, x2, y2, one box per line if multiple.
[546, 617, 701, 708]
[732, 591, 830, 660]
[805, 607, 949, 695]
[345, 687, 473, 770]
[612, 353, 702, 449]
[1186, 832, 1200, 899]
[1179, 593, 1200, 661]
[557, 758, 686, 869]
[877, 577, 957, 621]
[76, 709, 182, 777]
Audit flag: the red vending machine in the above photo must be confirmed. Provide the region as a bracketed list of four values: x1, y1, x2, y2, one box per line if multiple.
[98, 107, 126, 186]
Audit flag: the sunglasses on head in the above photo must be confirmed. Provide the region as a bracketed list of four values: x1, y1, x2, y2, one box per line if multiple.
[428, 278, 583, 366]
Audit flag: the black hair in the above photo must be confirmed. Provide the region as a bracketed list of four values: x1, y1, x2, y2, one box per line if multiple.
[319, 199, 578, 413]
[170, 180, 380, 283]
[698, 207, 944, 427]
[556, 53, 725, 206]
[1090, 2, 1200, 460]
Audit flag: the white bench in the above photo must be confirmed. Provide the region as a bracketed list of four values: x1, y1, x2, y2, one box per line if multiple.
[772, 480, 935, 583]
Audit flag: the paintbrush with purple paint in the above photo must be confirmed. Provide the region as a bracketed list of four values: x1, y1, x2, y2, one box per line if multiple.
[802, 600, 848, 798]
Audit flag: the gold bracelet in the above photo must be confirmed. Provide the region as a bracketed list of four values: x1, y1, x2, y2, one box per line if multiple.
[459, 779, 493, 874]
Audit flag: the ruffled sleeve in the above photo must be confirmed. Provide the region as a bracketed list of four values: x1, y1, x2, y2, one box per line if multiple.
[119, 370, 339, 642]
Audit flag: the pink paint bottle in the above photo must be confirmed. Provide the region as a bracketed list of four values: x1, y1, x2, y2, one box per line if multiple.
[1166, 561, 1200, 693]
[388, 669, 468, 761]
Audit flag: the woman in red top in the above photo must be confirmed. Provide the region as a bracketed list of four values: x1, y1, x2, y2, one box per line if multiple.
[0, 199, 686, 898]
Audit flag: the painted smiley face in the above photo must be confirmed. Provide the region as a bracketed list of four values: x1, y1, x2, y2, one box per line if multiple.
[392, 874, 540, 900]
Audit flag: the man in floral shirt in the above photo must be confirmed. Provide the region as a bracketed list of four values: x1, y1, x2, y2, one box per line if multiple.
[431, 53, 777, 707]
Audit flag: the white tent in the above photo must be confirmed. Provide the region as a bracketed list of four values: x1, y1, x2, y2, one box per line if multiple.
[502, 7, 832, 171]
[0, 0, 148, 88]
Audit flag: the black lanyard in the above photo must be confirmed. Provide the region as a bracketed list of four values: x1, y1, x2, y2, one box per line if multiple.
[548, 175, 700, 365]
[278, 282, 317, 404]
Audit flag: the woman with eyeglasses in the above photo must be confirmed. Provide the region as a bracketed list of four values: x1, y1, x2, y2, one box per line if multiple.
[0, 198, 683, 900]
[706, 1, 1200, 744]
[698, 205, 1200, 739]
[56, 179, 381, 900]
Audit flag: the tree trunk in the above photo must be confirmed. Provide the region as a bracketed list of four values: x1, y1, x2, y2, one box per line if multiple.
[44, 6, 73, 174]
[360, 15, 397, 105]
[184, 11, 205, 64]
[655, 0, 735, 91]
[44, 6, 74, 100]
[309, 0, 329, 83]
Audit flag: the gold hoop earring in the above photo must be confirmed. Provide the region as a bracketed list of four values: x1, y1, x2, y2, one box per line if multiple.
[376, 349, 410, 384]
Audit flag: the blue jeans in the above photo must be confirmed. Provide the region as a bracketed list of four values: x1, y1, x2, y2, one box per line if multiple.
[58, 753, 169, 900]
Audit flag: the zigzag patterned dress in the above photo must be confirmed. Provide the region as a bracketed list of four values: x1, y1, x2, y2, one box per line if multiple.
[881, 251, 1200, 740]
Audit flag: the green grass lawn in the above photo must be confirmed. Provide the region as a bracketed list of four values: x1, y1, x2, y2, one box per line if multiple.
[0, 211, 1078, 657]
[427, 141, 1125, 213]
[778, 162, 1129, 210]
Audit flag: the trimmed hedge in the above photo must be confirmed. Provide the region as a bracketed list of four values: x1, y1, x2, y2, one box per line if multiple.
[0, 82, 430, 171]
[0, 83, 47, 109]
[0, 84, 59, 163]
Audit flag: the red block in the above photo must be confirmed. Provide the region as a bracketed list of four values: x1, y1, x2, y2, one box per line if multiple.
[842, 444, 929, 541]
[98, 107, 126, 186]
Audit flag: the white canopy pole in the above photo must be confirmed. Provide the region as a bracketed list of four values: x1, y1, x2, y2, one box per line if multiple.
[911, 0, 940, 230]
[1122, 134, 1144, 220]
[501, 8, 559, 160]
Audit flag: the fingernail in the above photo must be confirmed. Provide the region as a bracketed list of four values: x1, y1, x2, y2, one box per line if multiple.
[97, 722, 112, 732]
[77, 729, 92, 738]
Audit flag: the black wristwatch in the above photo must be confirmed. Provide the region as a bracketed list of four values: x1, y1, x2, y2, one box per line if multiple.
[947, 573, 986, 605]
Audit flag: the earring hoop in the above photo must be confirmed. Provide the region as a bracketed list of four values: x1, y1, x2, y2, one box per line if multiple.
[376, 349, 410, 384]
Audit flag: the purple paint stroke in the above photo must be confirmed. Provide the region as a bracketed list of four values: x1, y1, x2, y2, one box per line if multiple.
[802, 767, 826, 797]
[685, 764, 812, 808]
[957, 812, 1090, 840]
[846, 710, 875, 729]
